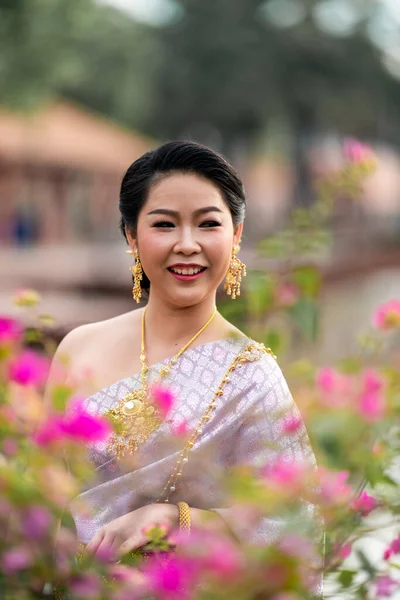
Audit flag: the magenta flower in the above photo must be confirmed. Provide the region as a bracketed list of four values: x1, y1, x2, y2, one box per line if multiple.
[60, 398, 112, 442]
[34, 397, 111, 446]
[202, 537, 243, 578]
[374, 299, 400, 330]
[338, 543, 352, 560]
[363, 369, 385, 394]
[262, 459, 306, 489]
[0, 316, 23, 345]
[358, 369, 386, 422]
[281, 415, 303, 434]
[21, 505, 52, 539]
[358, 390, 386, 422]
[2, 546, 32, 573]
[316, 368, 351, 407]
[344, 138, 374, 164]
[8, 350, 50, 386]
[375, 575, 398, 597]
[351, 491, 378, 516]
[318, 468, 352, 506]
[383, 535, 400, 561]
[150, 384, 176, 420]
[170, 419, 191, 437]
[69, 573, 102, 599]
[144, 555, 199, 600]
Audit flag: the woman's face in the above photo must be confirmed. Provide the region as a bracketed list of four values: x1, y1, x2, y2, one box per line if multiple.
[127, 172, 243, 309]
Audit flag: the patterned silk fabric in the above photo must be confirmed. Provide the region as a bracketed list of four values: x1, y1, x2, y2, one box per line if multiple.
[70, 337, 323, 593]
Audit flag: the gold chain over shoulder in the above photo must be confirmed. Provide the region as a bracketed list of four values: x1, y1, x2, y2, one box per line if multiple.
[156, 341, 276, 504]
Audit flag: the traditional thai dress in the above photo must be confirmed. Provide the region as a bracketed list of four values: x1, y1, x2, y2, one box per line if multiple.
[70, 337, 323, 596]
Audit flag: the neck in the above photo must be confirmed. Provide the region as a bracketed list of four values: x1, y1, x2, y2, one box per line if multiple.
[144, 294, 218, 351]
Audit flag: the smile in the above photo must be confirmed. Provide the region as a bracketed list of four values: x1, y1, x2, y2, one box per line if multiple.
[167, 265, 207, 281]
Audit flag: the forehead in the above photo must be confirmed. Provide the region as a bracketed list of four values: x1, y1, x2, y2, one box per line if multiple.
[145, 172, 228, 212]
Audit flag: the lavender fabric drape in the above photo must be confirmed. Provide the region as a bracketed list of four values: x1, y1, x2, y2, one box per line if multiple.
[70, 337, 323, 594]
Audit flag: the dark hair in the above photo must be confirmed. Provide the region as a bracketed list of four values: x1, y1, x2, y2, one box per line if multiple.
[119, 140, 246, 291]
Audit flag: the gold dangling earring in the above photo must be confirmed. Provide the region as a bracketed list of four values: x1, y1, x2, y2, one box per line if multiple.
[126, 248, 143, 303]
[224, 244, 246, 300]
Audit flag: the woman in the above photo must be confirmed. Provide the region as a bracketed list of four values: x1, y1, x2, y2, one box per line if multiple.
[50, 141, 321, 581]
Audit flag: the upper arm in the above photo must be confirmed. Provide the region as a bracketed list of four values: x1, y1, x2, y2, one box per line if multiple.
[234, 354, 315, 470]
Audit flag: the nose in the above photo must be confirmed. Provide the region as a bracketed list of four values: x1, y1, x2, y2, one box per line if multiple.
[173, 226, 201, 256]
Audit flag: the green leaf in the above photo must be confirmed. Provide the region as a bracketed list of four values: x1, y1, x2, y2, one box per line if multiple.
[246, 272, 275, 318]
[263, 329, 285, 355]
[52, 385, 73, 412]
[289, 297, 319, 340]
[291, 266, 321, 299]
[338, 569, 356, 587]
[355, 549, 377, 577]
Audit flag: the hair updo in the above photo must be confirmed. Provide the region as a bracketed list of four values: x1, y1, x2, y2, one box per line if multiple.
[119, 140, 246, 292]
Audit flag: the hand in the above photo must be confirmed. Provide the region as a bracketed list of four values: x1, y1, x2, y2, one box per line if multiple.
[86, 503, 179, 561]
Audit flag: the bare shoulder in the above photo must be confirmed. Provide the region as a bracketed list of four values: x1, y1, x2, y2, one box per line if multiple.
[57, 310, 141, 355]
[50, 310, 143, 394]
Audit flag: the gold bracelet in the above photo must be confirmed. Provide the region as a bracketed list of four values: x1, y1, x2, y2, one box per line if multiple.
[177, 501, 191, 535]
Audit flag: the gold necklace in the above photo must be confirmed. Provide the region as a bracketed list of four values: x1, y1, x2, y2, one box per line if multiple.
[107, 307, 217, 458]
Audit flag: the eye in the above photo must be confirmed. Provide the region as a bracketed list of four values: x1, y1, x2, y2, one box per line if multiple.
[152, 220, 175, 228]
[200, 220, 222, 228]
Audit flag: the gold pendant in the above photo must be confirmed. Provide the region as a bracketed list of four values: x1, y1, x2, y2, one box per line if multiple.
[106, 387, 162, 458]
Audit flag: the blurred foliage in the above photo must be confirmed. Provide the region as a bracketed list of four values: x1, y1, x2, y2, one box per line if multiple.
[2, 0, 400, 160]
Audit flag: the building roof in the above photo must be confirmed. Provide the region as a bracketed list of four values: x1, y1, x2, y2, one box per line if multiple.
[0, 100, 154, 174]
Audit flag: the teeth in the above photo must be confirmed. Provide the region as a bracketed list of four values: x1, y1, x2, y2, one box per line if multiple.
[171, 267, 203, 275]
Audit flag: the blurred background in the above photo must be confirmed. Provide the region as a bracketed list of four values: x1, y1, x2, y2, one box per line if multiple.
[1, 0, 400, 363]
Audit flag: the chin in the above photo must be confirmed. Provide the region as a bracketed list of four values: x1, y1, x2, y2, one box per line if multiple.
[164, 287, 213, 309]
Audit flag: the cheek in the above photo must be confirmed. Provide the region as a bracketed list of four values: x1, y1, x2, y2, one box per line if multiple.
[204, 234, 232, 271]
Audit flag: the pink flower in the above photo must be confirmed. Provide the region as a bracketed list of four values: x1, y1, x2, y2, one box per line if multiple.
[150, 384, 176, 420]
[8, 350, 49, 386]
[374, 299, 400, 330]
[363, 369, 385, 394]
[262, 459, 306, 489]
[275, 283, 300, 307]
[144, 555, 199, 599]
[60, 398, 112, 442]
[170, 419, 191, 437]
[351, 491, 378, 516]
[318, 468, 352, 506]
[34, 398, 111, 446]
[375, 575, 398, 597]
[316, 368, 351, 407]
[357, 370, 386, 422]
[338, 543, 352, 560]
[281, 415, 303, 434]
[34, 415, 64, 445]
[0, 316, 23, 345]
[2, 547, 32, 572]
[359, 391, 386, 422]
[383, 535, 400, 560]
[202, 537, 243, 578]
[69, 573, 102, 599]
[21, 505, 52, 539]
[344, 138, 374, 164]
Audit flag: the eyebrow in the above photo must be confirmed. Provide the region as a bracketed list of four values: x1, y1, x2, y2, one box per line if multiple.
[147, 206, 224, 217]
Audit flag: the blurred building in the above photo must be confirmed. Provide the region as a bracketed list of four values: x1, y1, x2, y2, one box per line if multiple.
[0, 101, 152, 246]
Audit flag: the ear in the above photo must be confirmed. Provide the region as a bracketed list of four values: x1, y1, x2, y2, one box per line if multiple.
[233, 222, 243, 247]
[125, 227, 137, 253]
